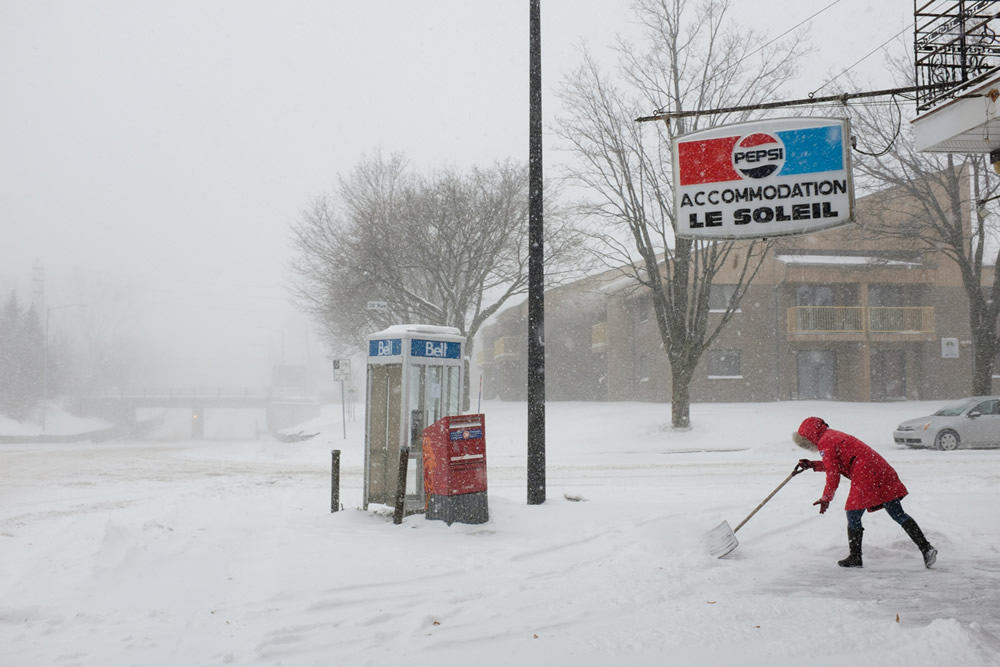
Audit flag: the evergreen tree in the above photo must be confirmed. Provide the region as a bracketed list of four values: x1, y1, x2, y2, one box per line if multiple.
[0, 293, 47, 420]
[17, 307, 46, 416]
[0, 293, 25, 418]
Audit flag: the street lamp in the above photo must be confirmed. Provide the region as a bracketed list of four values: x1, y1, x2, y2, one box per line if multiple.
[43, 303, 87, 432]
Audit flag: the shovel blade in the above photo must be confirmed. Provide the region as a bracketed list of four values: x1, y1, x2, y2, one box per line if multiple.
[705, 520, 738, 558]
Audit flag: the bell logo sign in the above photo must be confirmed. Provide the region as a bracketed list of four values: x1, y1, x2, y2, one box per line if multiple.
[410, 339, 461, 359]
[368, 338, 402, 357]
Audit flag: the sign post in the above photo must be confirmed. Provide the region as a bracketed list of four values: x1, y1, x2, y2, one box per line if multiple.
[332, 359, 351, 440]
[671, 117, 853, 240]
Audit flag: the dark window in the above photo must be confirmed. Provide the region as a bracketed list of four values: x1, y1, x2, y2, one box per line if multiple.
[709, 285, 739, 312]
[972, 399, 1000, 415]
[868, 284, 905, 307]
[637, 299, 649, 323]
[707, 350, 741, 377]
[795, 285, 833, 306]
[797, 350, 837, 399]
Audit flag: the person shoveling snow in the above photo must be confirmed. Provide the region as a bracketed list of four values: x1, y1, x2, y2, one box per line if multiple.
[793, 416, 939, 569]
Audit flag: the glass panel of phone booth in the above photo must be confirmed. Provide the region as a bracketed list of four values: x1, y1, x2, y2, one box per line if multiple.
[408, 366, 425, 447]
[426, 365, 443, 426]
[403, 363, 463, 504]
[366, 363, 402, 506]
[445, 366, 461, 416]
[407, 365, 460, 444]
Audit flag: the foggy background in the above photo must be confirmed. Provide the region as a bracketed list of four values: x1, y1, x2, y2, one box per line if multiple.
[0, 0, 911, 394]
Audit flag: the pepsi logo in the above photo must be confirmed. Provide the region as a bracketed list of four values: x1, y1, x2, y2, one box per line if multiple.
[731, 133, 785, 179]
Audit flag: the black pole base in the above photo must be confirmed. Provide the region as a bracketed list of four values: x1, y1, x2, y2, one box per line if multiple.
[427, 492, 489, 526]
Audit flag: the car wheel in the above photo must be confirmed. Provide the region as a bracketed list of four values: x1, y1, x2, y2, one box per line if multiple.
[934, 429, 960, 451]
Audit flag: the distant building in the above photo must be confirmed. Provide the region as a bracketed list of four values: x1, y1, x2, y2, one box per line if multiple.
[477, 174, 994, 403]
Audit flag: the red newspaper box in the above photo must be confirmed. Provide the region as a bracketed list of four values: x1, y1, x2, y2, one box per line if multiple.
[422, 414, 488, 524]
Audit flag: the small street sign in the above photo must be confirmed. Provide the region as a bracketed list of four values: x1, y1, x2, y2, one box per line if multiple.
[367, 300, 388, 311]
[332, 359, 351, 381]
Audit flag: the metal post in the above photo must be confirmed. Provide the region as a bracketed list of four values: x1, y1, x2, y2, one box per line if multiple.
[527, 0, 546, 505]
[392, 447, 409, 525]
[341, 379, 347, 440]
[331, 449, 341, 513]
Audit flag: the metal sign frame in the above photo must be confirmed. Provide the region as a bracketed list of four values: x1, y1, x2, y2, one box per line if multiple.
[671, 117, 854, 240]
[332, 358, 351, 382]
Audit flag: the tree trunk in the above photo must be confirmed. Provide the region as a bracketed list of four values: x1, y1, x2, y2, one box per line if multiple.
[972, 328, 997, 396]
[670, 366, 692, 429]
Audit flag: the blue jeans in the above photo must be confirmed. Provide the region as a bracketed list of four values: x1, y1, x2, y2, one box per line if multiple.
[846, 499, 911, 531]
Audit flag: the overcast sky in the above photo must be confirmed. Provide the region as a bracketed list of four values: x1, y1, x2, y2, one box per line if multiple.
[0, 0, 913, 387]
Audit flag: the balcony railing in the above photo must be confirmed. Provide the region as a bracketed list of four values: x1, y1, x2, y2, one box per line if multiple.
[494, 336, 518, 359]
[787, 306, 935, 334]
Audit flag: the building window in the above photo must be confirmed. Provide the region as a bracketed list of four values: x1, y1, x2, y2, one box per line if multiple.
[707, 350, 742, 378]
[795, 285, 833, 306]
[709, 285, 740, 312]
[868, 284, 905, 307]
[591, 322, 608, 350]
[637, 299, 650, 323]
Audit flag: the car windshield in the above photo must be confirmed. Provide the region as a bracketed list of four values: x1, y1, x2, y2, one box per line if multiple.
[933, 400, 978, 416]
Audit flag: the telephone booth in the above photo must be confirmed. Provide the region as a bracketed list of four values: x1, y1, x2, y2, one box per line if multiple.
[363, 325, 465, 515]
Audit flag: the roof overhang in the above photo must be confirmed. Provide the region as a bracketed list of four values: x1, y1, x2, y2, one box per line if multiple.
[913, 75, 1000, 153]
[775, 254, 923, 268]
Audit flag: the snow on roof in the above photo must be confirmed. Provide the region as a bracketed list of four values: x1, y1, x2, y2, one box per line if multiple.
[775, 254, 922, 268]
[368, 324, 463, 339]
[598, 273, 643, 293]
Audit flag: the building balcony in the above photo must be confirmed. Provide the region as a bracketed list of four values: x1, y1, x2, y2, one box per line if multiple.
[493, 336, 519, 360]
[786, 306, 936, 341]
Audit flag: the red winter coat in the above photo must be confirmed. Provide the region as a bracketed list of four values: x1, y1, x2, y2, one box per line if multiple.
[798, 417, 908, 511]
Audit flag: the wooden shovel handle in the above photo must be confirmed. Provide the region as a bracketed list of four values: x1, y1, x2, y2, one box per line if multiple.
[732, 468, 798, 534]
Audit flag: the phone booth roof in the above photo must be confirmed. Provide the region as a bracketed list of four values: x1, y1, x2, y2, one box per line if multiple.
[366, 324, 464, 366]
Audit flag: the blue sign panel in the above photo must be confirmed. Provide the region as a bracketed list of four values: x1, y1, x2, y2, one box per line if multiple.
[449, 428, 484, 441]
[369, 338, 402, 357]
[411, 339, 461, 360]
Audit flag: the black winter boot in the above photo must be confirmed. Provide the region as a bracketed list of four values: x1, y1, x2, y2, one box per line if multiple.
[902, 519, 937, 568]
[838, 527, 864, 568]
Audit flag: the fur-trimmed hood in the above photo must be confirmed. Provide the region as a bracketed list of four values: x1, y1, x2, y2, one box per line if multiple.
[793, 416, 828, 451]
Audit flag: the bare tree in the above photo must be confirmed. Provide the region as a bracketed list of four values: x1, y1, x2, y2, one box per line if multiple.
[289, 153, 582, 409]
[844, 58, 1000, 395]
[555, 0, 805, 428]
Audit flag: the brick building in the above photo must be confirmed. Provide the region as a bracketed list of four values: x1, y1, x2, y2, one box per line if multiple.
[477, 177, 994, 403]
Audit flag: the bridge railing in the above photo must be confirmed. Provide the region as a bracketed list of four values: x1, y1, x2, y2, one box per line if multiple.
[80, 387, 275, 399]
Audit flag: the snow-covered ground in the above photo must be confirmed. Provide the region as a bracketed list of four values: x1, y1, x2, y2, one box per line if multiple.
[2, 400, 999, 666]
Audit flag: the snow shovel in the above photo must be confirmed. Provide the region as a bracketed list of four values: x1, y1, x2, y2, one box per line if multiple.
[706, 465, 802, 558]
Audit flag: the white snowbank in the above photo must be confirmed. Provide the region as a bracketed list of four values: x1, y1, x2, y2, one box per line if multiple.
[2, 399, 998, 666]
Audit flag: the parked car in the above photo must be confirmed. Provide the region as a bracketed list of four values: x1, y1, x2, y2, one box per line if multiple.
[893, 397, 1000, 450]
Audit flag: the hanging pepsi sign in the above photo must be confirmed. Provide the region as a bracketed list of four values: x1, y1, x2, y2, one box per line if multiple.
[671, 117, 854, 239]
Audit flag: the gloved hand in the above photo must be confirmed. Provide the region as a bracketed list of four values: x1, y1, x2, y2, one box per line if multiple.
[813, 499, 830, 514]
[793, 458, 814, 475]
